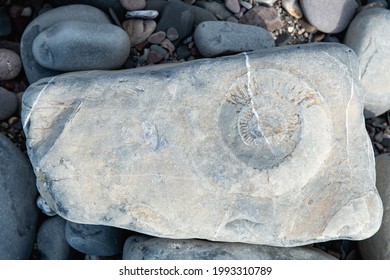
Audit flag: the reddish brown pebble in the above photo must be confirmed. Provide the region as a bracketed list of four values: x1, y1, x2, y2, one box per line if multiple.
[146, 50, 164, 64]
[120, 0, 146, 11]
[0, 49, 22, 81]
[166, 27, 179, 41]
[160, 38, 175, 54]
[225, 0, 241, 14]
[239, 6, 283, 32]
[148, 31, 166, 44]
[122, 19, 156, 47]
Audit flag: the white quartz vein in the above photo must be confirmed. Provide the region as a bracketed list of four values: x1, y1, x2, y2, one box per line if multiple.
[23, 76, 56, 131]
[244, 52, 277, 160]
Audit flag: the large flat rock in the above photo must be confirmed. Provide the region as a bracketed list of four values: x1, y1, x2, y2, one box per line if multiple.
[21, 43, 382, 246]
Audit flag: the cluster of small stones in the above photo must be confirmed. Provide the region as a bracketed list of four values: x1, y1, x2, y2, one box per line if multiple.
[366, 112, 390, 156]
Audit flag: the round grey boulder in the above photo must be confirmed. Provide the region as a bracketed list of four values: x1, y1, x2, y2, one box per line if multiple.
[359, 154, 389, 259]
[300, 0, 357, 33]
[194, 21, 275, 58]
[123, 237, 337, 260]
[32, 20, 130, 71]
[0, 134, 39, 259]
[344, 8, 390, 118]
[65, 221, 128, 256]
[37, 216, 72, 260]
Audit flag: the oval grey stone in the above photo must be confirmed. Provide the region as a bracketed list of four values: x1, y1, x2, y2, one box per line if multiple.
[37, 216, 72, 260]
[344, 8, 390, 118]
[194, 21, 275, 57]
[32, 21, 130, 71]
[0, 134, 39, 260]
[20, 4, 112, 84]
[300, 0, 357, 33]
[65, 221, 128, 256]
[123, 237, 337, 260]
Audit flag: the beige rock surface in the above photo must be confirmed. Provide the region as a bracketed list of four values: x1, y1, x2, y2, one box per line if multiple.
[22, 43, 382, 246]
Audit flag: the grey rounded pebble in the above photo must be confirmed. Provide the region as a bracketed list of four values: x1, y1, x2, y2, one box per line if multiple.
[0, 87, 18, 120]
[0, 9, 11, 36]
[36, 195, 57, 216]
[65, 221, 128, 256]
[123, 237, 337, 260]
[147, 44, 169, 64]
[21, 4, 112, 84]
[32, 20, 130, 71]
[194, 21, 275, 57]
[176, 45, 191, 59]
[0, 49, 22, 81]
[359, 154, 389, 259]
[344, 8, 390, 117]
[156, 0, 195, 45]
[37, 216, 72, 260]
[0, 133, 39, 259]
[300, 0, 357, 33]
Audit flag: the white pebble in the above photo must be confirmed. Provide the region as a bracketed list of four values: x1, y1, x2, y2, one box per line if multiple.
[239, 0, 253, 10]
[287, 26, 294, 33]
[126, 10, 159, 20]
[21, 7, 32, 17]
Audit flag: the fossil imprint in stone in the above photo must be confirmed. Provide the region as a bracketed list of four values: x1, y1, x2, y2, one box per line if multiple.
[22, 44, 383, 246]
[221, 69, 323, 170]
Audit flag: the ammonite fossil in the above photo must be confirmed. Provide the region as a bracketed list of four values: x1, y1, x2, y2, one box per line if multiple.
[220, 68, 328, 171]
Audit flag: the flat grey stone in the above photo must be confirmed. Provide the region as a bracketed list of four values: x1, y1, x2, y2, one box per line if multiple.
[359, 154, 389, 259]
[65, 221, 128, 256]
[194, 21, 275, 57]
[123, 237, 337, 260]
[22, 43, 382, 247]
[37, 216, 72, 260]
[0, 134, 39, 259]
[300, 0, 357, 33]
[32, 20, 130, 71]
[344, 8, 390, 118]
[20, 4, 112, 84]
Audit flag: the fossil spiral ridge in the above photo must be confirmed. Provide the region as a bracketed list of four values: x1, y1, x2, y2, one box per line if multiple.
[219, 69, 325, 171]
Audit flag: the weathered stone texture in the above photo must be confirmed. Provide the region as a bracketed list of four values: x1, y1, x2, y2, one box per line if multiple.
[123, 237, 337, 260]
[22, 43, 382, 246]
